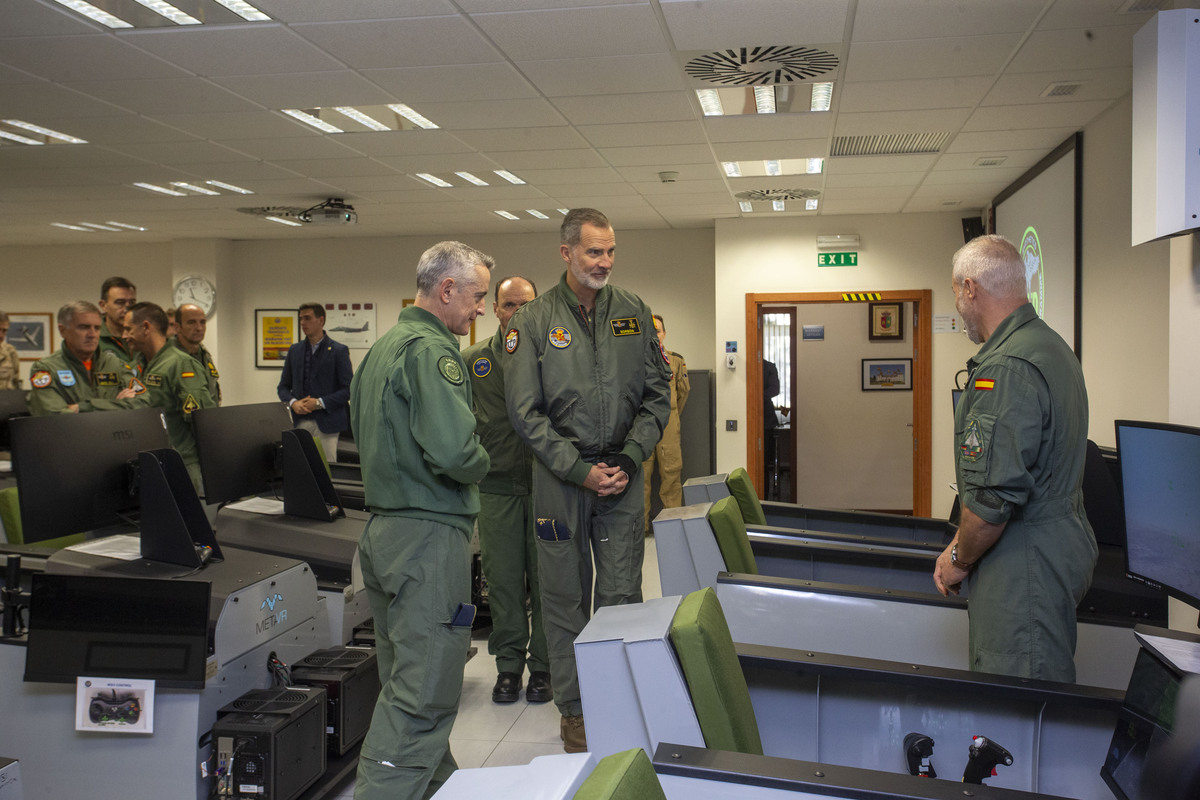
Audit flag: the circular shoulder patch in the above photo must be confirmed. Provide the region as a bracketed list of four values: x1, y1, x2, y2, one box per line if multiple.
[31, 370, 52, 389]
[472, 357, 492, 378]
[548, 326, 572, 349]
[438, 355, 465, 385]
[505, 328, 519, 354]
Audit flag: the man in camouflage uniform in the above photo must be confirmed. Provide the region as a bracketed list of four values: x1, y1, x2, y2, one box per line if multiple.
[642, 313, 689, 532]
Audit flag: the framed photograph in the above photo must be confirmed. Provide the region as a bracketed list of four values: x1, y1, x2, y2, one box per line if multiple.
[255, 309, 299, 369]
[862, 358, 913, 391]
[8, 312, 54, 361]
[868, 302, 904, 341]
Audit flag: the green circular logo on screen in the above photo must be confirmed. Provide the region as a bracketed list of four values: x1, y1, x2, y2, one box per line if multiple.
[1021, 226, 1044, 318]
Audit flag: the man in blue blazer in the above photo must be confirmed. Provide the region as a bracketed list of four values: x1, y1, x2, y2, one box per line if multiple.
[277, 302, 354, 460]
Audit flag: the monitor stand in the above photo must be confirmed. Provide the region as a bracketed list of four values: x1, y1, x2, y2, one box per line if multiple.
[282, 428, 346, 522]
[139, 448, 223, 568]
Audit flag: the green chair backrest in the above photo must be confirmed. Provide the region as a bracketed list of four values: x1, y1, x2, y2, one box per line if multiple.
[705, 496, 758, 575]
[572, 748, 666, 800]
[668, 587, 764, 756]
[725, 467, 767, 526]
[0, 486, 85, 549]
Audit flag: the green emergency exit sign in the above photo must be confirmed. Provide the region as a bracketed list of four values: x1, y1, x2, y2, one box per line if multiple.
[818, 252, 858, 266]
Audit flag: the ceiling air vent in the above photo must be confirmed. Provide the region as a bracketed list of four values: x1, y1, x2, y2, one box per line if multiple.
[733, 188, 821, 202]
[831, 133, 950, 157]
[1041, 81, 1084, 98]
[686, 46, 838, 85]
[974, 156, 1008, 167]
[1116, 0, 1172, 14]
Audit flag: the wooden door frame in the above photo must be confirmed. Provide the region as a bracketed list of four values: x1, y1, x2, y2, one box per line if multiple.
[745, 290, 933, 517]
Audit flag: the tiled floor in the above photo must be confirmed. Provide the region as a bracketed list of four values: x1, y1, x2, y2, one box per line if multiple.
[329, 536, 662, 798]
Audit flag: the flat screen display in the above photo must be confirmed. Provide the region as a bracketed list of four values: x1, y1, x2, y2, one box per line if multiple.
[1115, 419, 1200, 608]
[9, 407, 168, 543]
[24, 573, 211, 689]
[993, 133, 1081, 354]
[193, 402, 291, 505]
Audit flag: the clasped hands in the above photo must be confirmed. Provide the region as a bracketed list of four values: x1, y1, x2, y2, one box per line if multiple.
[584, 463, 629, 497]
[291, 396, 321, 415]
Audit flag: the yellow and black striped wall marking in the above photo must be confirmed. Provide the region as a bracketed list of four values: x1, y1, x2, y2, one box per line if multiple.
[841, 292, 882, 302]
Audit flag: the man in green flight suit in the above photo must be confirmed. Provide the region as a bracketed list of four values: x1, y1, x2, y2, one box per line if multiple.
[123, 302, 215, 493]
[97, 276, 139, 366]
[28, 301, 145, 416]
[933, 234, 1096, 683]
[350, 241, 493, 800]
[504, 208, 672, 752]
[461, 275, 552, 706]
[168, 303, 221, 404]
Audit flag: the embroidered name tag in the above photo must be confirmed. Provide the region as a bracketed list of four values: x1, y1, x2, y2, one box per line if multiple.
[96, 372, 118, 387]
[145, 374, 163, 387]
[610, 318, 640, 336]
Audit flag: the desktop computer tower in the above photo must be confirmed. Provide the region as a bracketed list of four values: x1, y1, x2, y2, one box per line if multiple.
[212, 686, 327, 800]
[290, 646, 379, 756]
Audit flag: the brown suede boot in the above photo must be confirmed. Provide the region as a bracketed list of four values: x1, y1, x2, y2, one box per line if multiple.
[560, 714, 587, 753]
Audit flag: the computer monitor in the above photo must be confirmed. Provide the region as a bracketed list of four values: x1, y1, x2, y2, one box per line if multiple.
[193, 402, 292, 505]
[9, 407, 169, 544]
[0, 388, 29, 451]
[1101, 643, 1184, 800]
[24, 573, 210, 689]
[1115, 420, 1200, 609]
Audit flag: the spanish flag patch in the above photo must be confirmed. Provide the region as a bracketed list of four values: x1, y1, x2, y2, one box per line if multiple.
[974, 378, 995, 391]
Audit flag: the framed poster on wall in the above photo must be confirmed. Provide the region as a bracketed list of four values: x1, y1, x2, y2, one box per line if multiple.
[861, 358, 912, 391]
[8, 312, 54, 361]
[255, 309, 299, 369]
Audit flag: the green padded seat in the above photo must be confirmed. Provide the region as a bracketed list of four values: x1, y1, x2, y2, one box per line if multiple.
[725, 467, 767, 526]
[0, 486, 85, 549]
[668, 587, 763, 755]
[572, 748, 666, 800]
[705, 495, 758, 576]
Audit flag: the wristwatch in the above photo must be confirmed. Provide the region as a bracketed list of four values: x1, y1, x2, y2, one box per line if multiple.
[950, 543, 974, 570]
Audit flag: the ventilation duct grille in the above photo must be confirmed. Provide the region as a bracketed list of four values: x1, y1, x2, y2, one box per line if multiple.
[1041, 81, 1084, 97]
[831, 132, 951, 157]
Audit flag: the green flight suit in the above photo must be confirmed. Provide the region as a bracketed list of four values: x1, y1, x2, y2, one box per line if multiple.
[141, 344, 215, 492]
[956, 303, 1097, 683]
[98, 318, 140, 369]
[27, 347, 146, 416]
[462, 326, 548, 678]
[504, 273, 671, 717]
[643, 349, 690, 531]
[167, 337, 222, 405]
[349, 305, 489, 800]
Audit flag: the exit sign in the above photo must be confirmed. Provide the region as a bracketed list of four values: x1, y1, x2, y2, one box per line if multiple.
[818, 252, 858, 266]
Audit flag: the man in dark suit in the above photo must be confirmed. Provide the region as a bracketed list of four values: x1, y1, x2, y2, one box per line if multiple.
[276, 302, 353, 460]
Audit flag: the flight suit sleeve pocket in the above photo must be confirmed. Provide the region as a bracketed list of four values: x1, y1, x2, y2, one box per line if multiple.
[536, 517, 571, 541]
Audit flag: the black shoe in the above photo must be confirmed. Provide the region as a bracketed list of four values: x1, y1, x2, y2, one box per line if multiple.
[526, 671, 553, 703]
[492, 672, 521, 704]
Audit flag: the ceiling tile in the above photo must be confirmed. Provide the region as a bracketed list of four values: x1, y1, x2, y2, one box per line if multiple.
[453, 127, 591, 152]
[363, 63, 539, 102]
[472, 4, 667, 60]
[846, 34, 1022, 82]
[518, 53, 685, 97]
[0, 35, 189, 81]
[123, 25, 344, 77]
[293, 17, 501, 68]
[839, 76, 994, 113]
[211, 71, 398, 108]
[550, 92, 696, 125]
[660, 0, 849, 51]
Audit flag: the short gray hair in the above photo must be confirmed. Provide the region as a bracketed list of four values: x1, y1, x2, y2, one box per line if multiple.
[952, 234, 1027, 300]
[58, 300, 101, 327]
[560, 208, 611, 247]
[415, 241, 495, 295]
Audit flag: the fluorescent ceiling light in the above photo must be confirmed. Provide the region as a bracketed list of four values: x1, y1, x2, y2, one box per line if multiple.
[722, 162, 742, 178]
[334, 106, 389, 132]
[133, 182, 187, 196]
[171, 181, 221, 196]
[266, 216, 302, 227]
[739, 201, 753, 213]
[753, 86, 776, 114]
[205, 180, 253, 194]
[772, 200, 786, 212]
[282, 109, 343, 134]
[557, 209, 569, 215]
[131, 0, 202, 25]
[47, 0, 132, 27]
[51, 222, 93, 231]
[416, 173, 453, 188]
[106, 221, 147, 231]
[495, 211, 520, 220]
[696, 89, 724, 116]
[387, 104, 439, 130]
[211, 0, 270, 21]
[805, 199, 819, 211]
[810, 82, 834, 112]
[720, 158, 823, 178]
[807, 158, 824, 174]
[2, 120, 87, 144]
[0, 130, 43, 146]
[765, 160, 782, 177]
[455, 172, 489, 186]
[494, 170, 526, 185]
[79, 222, 122, 231]
[527, 210, 549, 219]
